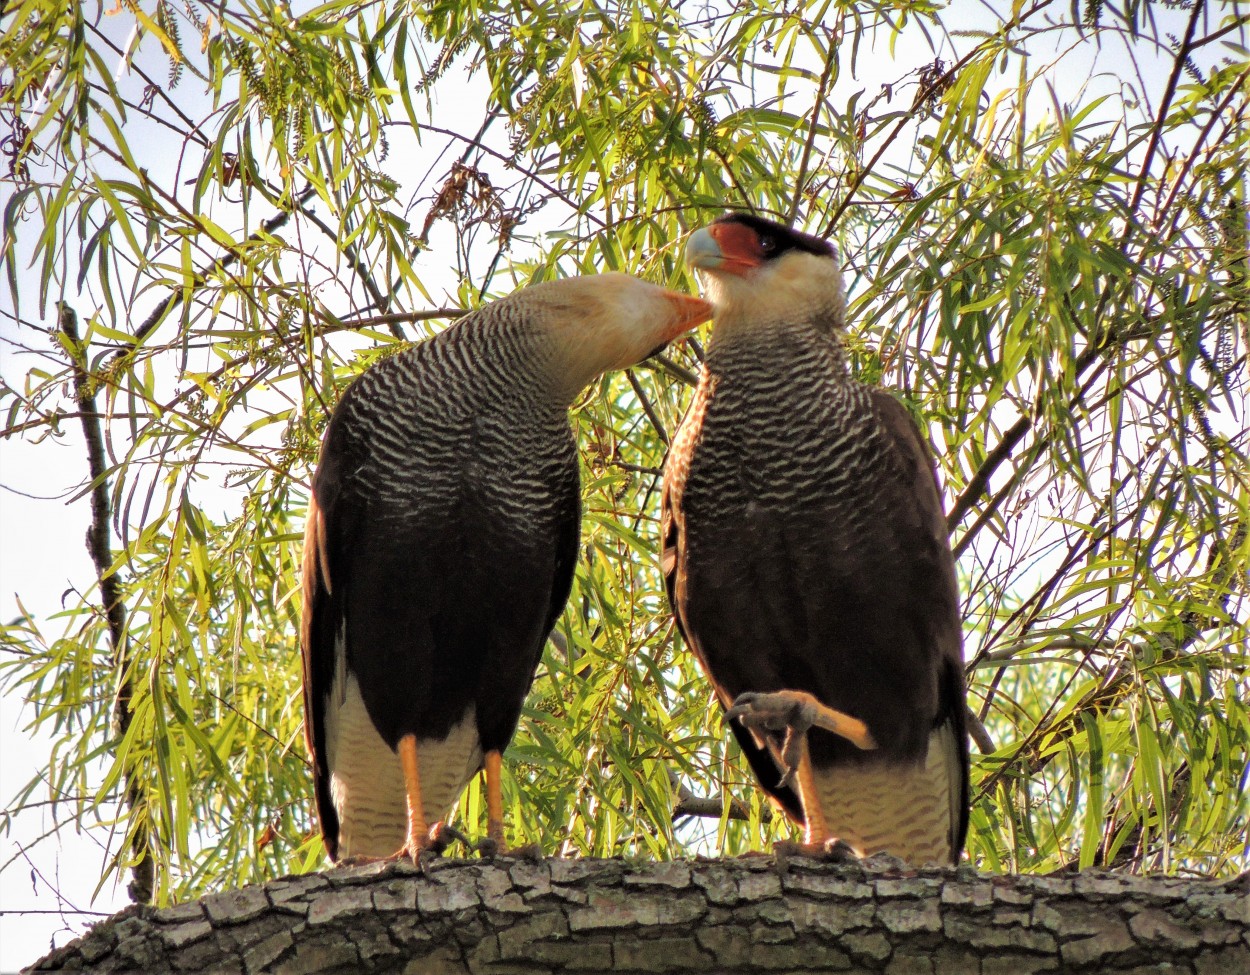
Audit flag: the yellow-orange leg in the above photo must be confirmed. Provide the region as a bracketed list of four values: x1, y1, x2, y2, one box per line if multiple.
[394, 733, 454, 859]
[727, 689, 874, 860]
[772, 732, 858, 860]
[793, 735, 830, 847]
[485, 750, 506, 848]
[478, 749, 540, 859]
[396, 734, 429, 858]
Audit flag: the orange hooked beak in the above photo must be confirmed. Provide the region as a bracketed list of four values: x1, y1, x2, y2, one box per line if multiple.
[663, 292, 714, 340]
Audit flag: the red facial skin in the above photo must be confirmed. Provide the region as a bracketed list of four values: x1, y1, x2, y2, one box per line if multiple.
[706, 221, 768, 275]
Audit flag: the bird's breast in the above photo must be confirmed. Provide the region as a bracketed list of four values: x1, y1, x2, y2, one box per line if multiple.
[682, 379, 887, 520]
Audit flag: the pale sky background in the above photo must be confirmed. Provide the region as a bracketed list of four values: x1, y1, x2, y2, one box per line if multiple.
[0, 1, 1237, 969]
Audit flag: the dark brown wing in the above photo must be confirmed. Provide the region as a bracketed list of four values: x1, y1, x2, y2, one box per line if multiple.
[301, 371, 583, 860]
[467, 455, 581, 752]
[661, 431, 804, 822]
[299, 404, 356, 860]
[870, 390, 969, 857]
[663, 389, 967, 855]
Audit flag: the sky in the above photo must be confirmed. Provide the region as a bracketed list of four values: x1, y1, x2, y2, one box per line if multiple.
[0, 0, 1240, 968]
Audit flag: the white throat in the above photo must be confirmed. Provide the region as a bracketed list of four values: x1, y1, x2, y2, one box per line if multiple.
[701, 251, 847, 349]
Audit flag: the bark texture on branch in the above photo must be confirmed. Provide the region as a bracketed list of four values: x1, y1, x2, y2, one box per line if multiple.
[28, 857, 1248, 975]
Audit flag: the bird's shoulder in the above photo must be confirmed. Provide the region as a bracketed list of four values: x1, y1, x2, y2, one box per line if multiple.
[865, 387, 936, 464]
[861, 387, 951, 524]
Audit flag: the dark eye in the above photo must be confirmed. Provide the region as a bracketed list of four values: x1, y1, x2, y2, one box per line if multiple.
[758, 235, 777, 255]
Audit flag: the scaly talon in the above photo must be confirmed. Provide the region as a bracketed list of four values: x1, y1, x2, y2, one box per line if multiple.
[426, 821, 468, 855]
[774, 837, 858, 861]
[728, 690, 876, 757]
[727, 689, 879, 851]
[726, 691, 808, 772]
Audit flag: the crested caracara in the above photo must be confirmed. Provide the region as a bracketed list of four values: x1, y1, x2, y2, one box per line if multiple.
[303, 273, 712, 860]
[662, 213, 968, 865]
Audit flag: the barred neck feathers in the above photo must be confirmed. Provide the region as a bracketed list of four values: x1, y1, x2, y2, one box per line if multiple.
[420, 303, 555, 411]
[695, 330, 880, 507]
[345, 275, 710, 475]
[468, 273, 711, 406]
[332, 313, 563, 496]
[692, 249, 881, 504]
[702, 249, 849, 376]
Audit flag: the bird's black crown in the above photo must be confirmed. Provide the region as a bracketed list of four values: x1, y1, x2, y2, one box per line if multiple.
[713, 212, 837, 261]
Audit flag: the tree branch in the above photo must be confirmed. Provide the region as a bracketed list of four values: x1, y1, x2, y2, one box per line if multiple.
[29, 858, 1250, 974]
[646, 353, 699, 388]
[57, 303, 153, 905]
[625, 369, 669, 446]
[1127, 1, 1205, 217]
[787, 32, 838, 223]
[121, 186, 319, 354]
[947, 415, 1030, 535]
[668, 768, 766, 824]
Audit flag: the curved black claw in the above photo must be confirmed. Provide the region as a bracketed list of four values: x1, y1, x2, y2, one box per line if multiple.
[726, 691, 818, 788]
[774, 837, 858, 863]
[414, 848, 441, 875]
[426, 822, 469, 855]
[414, 824, 468, 875]
[823, 838, 858, 862]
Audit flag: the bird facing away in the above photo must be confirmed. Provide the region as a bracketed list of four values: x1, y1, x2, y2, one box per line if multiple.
[661, 213, 969, 865]
[302, 273, 712, 861]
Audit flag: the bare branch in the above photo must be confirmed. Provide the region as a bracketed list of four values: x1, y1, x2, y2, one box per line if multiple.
[58, 303, 153, 905]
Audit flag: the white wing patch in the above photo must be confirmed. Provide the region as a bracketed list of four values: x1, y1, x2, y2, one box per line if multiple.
[810, 721, 959, 866]
[324, 643, 483, 859]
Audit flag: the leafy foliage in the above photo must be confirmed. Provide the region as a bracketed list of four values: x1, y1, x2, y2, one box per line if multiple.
[1, 0, 1247, 920]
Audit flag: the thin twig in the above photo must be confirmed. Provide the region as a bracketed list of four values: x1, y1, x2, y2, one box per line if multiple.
[646, 353, 699, 388]
[337, 308, 467, 330]
[121, 186, 318, 355]
[1128, 1, 1205, 217]
[824, 0, 1052, 231]
[402, 121, 603, 228]
[788, 32, 838, 224]
[625, 369, 669, 445]
[947, 415, 1030, 536]
[609, 460, 663, 477]
[668, 768, 768, 823]
[290, 192, 399, 336]
[58, 303, 153, 905]
[0, 910, 114, 916]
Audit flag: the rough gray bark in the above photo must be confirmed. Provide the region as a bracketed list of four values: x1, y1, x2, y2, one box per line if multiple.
[27, 857, 1249, 974]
